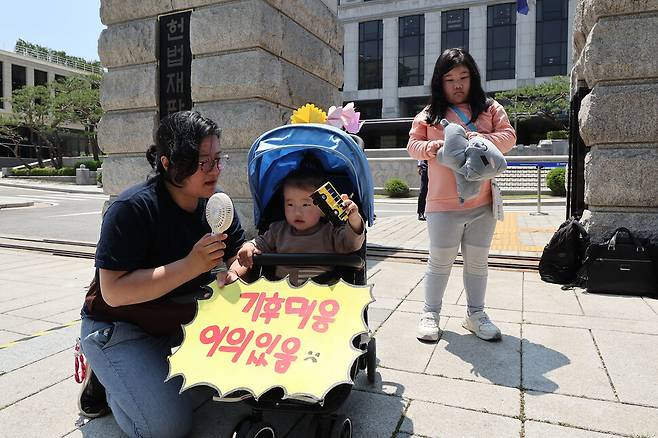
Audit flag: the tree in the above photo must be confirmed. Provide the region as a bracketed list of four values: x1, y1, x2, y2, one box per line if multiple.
[0, 115, 33, 168]
[59, 75, 103, 161]
[7, 76, 102, 168]
[494, 76, 570, 129]
[9, 84, 57, 167]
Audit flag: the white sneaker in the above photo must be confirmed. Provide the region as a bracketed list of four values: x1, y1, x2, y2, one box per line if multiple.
[417, 311, 440, 341]
[462, 311, 502, 341]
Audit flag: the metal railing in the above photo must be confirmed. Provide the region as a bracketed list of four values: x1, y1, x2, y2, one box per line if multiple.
[499, 155, 568, 214]
[495, 155, 567, 192]
[14, 47, 103, 75]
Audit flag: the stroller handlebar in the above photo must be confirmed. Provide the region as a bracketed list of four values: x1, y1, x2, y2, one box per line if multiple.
[252, 253, 365, 270]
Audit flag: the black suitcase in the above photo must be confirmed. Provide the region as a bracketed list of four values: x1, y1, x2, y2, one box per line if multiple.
[585, 227, 658, 297]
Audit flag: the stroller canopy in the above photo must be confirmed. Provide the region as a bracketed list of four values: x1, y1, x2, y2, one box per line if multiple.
[248, 123, 375, 228]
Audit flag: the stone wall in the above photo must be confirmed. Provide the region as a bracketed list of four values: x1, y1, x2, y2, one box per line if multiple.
[572, 0, 658, 243]
[98, 0, 343, 234]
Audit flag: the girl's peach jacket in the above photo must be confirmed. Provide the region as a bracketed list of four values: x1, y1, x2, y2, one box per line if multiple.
[407, 100, 516, 212]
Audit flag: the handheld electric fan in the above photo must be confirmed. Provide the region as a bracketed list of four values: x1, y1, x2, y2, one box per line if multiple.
[205, 192, 234, 275]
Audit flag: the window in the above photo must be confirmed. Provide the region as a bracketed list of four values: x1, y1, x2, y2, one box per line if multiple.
[487, 3, 516, 80]
[399, 96, 429, 117]
[55, 74, 66, 83]
[441, 9, 469, 53]
[536, 0, 568, 76]
[12, 64, 26, 91]
[359, 20, 383, 90]
[354, 100, 382, 119]
[0, 62, 3, 108]
[34, 69, 48, 86]
[398, 15, 424, 87]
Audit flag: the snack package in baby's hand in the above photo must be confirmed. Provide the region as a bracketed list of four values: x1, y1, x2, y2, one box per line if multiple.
[311, 182, 348, 226]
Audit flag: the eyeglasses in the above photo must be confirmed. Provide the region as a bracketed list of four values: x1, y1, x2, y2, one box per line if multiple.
[198, 154, 229, 173]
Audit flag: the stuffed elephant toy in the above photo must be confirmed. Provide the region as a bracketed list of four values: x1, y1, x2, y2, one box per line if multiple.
[436, 119, 507, 203]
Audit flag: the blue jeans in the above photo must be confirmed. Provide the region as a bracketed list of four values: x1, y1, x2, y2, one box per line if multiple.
[80, 317, 197, 438]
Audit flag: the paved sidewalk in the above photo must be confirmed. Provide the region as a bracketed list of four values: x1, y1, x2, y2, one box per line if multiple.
[1, 247, 657, 438]
[368, 209, 563, 257]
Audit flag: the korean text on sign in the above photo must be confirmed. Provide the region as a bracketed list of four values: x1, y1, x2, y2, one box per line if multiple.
[240, 292, 340, 332]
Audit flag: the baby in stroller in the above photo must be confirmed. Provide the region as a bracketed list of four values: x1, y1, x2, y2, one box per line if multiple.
[226, 122, 376, 438]
[237, 156, 365, 287]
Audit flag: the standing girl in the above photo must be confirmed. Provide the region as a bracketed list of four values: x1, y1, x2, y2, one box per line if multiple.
[407, 48, 516, 342]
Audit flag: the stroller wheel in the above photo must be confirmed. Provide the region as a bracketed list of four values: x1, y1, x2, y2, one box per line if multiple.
[329, 415, 352, 438]
[233, 418, 276, 438]
[366, 337, 377, 383]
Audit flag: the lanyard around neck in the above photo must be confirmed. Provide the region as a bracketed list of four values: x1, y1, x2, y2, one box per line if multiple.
[449, 105, 478, 132]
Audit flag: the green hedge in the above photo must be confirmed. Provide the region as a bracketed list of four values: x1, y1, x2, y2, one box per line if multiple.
[74, 160, 102, 171]
[384, 178, 410, 198]
[10, 167, 76, 177]
[546, 167, 566, 196]
[546, 130, 568, 140]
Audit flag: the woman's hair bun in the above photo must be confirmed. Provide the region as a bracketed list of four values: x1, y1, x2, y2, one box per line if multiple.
[146, 144, 158, 168]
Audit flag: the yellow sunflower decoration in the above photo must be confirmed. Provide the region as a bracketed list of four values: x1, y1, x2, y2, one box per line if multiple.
[290, 103, 327, 124]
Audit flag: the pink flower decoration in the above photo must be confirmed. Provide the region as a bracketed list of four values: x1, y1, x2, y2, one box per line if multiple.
[341, 102, 364, 134]
[325, 102, 364, 134]
[326, 105, 344, 128]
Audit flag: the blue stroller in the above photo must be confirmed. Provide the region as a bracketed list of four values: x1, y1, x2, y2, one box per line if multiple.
[232, 123, 377, 438]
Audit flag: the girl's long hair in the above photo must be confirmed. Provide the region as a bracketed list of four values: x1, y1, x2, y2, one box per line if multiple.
[425, 48, 492, 126]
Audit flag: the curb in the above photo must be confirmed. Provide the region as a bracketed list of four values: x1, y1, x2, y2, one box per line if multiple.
[0, 180, 105, 196]
[0, 199, 34, 209]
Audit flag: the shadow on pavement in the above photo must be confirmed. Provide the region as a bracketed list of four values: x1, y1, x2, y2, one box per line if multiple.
[442, 331, 569, 392]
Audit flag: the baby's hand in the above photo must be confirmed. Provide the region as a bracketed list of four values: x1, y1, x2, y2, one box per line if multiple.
[340, 194, 358, 217]
[341, 194, 364, 234]
[466, 131, 479, 139]
[237, 242, 261, 268]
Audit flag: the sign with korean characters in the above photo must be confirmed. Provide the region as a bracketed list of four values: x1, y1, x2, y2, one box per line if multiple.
[158, 11, 192, 119]
[168, 278, 373, 401]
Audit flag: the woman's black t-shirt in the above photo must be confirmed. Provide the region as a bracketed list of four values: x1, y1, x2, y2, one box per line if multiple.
[83, 177, 246, 336]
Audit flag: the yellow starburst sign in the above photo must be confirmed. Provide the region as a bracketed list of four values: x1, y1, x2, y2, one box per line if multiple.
[168, 278, 373, 402]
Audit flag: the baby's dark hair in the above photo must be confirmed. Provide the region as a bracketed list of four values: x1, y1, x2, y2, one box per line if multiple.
[146, 111, 221, 187]
[282, 154, 326, 192]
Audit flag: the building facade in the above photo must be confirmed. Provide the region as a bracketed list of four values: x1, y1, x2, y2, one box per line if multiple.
[0, 49, 93, 114]
[0, 49, 100, 162]
[339, 0, 577, 147]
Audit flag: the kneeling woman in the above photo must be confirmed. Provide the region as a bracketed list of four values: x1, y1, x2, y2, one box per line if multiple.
[79, 111, 246, 437]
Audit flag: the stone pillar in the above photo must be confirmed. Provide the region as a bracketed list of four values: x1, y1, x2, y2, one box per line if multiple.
[382, 17, 399, 118]
[343, 21, 359, 93]
[573, 0, 658, 243]
[26, 67, 34, 87]
[469, 5, 487, 86]
[515, 5, 536, 82]
[98, 0, 343, 235]
[424, 11, 441, 86]
[2, 61, 12, 112]
[566, 0, 578, 73]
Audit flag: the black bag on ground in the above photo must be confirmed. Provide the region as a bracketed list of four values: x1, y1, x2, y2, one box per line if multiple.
[585, 227, 658, 297]
[539, 216, 590, 284]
